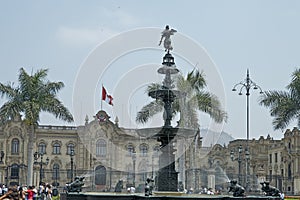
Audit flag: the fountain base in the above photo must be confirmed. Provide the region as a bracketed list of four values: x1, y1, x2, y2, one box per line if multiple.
[64, 192, 281, 200]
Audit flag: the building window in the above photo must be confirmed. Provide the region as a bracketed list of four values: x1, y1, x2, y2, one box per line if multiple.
[281, 169, 284, 177]
[53, 143, 61, 154]
[41, 168, 45, 179]
[269, 170, 272, 181]
[269, 154, 272, 163]
[95, 166, 106, 185]
[11, 164, 19, 178]
[153, 146, 160, 157]
[52, 164, 60, 180]
[126, 165, 133, 182]
[96, 139, 106, 157]
[140, 144, 148, 157]
[288, 163, 292, 180]
[11, 138, 19, 154]
[67, 144, 75, 155]
[139, 164, 147, 182]
[38, 143, 46, 154]
[275, 153, 278, 163]
[127, 144, 134, 156]
[288, 142, 291, 152]
[67, 169, 72, 179]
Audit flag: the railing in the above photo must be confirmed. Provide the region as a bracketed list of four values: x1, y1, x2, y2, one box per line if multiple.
[38, 125, 77, 130]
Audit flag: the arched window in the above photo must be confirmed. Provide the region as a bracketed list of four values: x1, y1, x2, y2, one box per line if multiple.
[140, 144, 148, 157]
[153, 145, 160, 157]
[96, 139, 106, 157]
[38, 143, 46, 154]
[11, 164, 19, 178]
[67, 144, 75, 155]
[53, 164, 60, 180]
[127, 144, 134, 156]
[53, 143, 61, 154]
[11, 138, 19, 154]
[95, 166, 106, 185]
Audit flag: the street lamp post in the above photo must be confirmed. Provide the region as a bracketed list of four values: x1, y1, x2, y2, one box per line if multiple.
[34, 152, 49, 185]
[70, 149, 75, 182]
[230, 145, 243, 184]
[232, 69, 263, 191]
[132, 149, 136, 187]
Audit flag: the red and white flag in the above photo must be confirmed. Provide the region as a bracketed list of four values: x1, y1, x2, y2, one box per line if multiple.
[102, 86, 113, 106]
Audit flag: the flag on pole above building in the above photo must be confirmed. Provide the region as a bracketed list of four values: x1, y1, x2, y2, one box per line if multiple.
[102, 86, 113, 106]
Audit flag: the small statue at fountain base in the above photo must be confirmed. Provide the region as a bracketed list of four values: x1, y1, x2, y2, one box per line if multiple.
[66, 176, 85, 193]
[228, 180, 245, 197]
[260, 181, 281, 197]
[115, 180, 123, 193]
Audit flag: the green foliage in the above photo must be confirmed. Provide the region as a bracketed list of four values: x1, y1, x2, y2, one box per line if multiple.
[0, 68, 73, 126]
[259, 68, 300, 130]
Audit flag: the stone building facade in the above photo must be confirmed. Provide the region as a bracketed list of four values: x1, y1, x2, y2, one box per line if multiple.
[199, 128, 300, 195]
[0, 110, 300, 195]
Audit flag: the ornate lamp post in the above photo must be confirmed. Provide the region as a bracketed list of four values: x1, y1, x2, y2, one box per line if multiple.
[132, 149, 136, 187]
[34, 152, 49, 185]
[70, 149, 75, 182]
[152, 154, 155, 178]
[230, 145, 243, 184]
[232, 69, 263, 191]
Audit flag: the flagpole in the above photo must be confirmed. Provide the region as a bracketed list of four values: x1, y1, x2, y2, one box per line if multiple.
[101, 84, 103, 110]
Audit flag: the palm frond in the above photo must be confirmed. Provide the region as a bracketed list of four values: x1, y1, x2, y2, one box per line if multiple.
[287, 68, 300, 98]
[259, 69, 300, 130]
[41, 97, 73, 122]
[0, 83, 18, 99]
[136, 100, 163, 123]
[194, 92, 227, 123]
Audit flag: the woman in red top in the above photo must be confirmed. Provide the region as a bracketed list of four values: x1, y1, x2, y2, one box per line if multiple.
[26, 186, 34, 200]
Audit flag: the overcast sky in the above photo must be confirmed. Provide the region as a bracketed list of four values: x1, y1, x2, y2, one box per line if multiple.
[1, 0, 299, 140]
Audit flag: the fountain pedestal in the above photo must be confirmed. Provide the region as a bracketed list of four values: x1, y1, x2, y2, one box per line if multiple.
[155, 128, 178, 191]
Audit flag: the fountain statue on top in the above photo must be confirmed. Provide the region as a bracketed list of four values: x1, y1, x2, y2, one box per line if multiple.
[159, 25, 177, 52]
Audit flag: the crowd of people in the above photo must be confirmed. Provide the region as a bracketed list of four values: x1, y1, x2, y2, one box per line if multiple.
[0, 183, 60, 200]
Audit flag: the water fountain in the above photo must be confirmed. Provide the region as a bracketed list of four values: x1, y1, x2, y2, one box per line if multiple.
[65, 26, 281, 200]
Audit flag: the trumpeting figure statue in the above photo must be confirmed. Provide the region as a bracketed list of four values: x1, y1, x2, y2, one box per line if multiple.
[159, 25, 177, 52]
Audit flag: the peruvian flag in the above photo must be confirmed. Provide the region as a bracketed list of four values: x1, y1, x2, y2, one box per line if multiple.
[102, 86, 113, 106]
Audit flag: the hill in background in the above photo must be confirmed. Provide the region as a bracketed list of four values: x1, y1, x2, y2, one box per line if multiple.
[200, 129, 235, 147]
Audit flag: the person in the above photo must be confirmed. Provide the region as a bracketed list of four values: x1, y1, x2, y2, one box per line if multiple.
[32, 186, 37, 200]
[158, 25, 177, 52]
[51, 188, 59, 200]
[26, 186, 34, 200]
[18, 186, 26, 200]
[280, 192, 285, 200]
[45, 184, 52, 200]
[0, 186, 19, 200]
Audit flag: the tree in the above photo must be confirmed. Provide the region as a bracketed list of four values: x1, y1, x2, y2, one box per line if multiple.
[136, 69, 227, 129]
[259, 68, 300, 130]
[0, 68, 73, 185]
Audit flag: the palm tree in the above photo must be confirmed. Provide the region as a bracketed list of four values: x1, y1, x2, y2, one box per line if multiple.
[259, 68, 300, 130]
[136, 69, 227, 129]
[0, 68, 73, 185]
